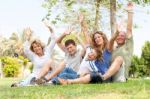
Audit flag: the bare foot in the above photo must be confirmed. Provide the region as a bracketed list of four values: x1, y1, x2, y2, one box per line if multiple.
[58, 78, 69, 85]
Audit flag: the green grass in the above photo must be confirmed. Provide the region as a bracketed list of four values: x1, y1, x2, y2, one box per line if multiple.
[0, 78, 150, 99]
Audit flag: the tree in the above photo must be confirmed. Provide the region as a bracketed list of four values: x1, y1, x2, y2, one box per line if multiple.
[141, 41, 150, 75]
[129, 55, 147, 77]
[94, 0, 101, 31]
[132, 0, 150, 5]
[110, 0, 117, 35]
[0, 31, 25, 57]
[129, 41, 150, 77]
[42, 0, 111, 32]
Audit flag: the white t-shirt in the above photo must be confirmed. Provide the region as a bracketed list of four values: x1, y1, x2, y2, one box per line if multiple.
[64, 49, 82, 72]
[78, 47, 97, 75]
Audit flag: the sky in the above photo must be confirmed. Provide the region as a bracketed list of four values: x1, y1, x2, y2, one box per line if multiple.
[0, 0, 150, 56]
[0, 0, 48, 42]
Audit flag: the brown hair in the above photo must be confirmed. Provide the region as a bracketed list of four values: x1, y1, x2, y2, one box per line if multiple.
[92, 31, 108, 51]
[93, 47, 103, 61]
[30, 39, 45, 52]
[65, 39, 76, 47]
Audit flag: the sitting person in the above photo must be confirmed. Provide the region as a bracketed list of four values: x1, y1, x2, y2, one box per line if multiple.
[11, 20, 57, 87]
[31, 27, 86, 85]
[102, 2, 134, 82]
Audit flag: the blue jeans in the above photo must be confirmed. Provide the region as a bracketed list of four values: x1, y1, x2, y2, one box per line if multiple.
[51, 68, 78, 84]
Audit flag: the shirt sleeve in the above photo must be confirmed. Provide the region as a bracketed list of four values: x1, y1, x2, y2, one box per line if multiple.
[126, 36, 134, 55]
[45, 33, 56, 56]
[23, 41, 34, 61]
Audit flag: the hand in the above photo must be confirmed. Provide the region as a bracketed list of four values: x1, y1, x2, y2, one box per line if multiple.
[43, 19, 51, 27]
[43, 19, 54, 33]
[23, 27, 33, 41]
[75, 31, 80, 39]
[78, 13, 84, 23]
[126, 1, 133, 11]
[112, 24, 121, 38]
[63, 26, 73, 35]
[116, 23, 122, 32]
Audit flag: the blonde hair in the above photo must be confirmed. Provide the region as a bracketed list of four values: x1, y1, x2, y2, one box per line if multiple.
[30, 38, 45, 52]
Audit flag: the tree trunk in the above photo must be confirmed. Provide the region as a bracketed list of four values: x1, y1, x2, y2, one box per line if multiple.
[110, 0, 116, 35]
[94, 0, 101, 32]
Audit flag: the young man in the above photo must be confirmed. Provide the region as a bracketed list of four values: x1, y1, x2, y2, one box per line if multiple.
[32, 27, 85, 85]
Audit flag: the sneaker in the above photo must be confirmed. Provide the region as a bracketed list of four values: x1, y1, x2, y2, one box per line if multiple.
[30, 77, 37, 85]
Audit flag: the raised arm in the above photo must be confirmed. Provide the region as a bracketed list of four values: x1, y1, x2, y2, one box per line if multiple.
[126, 1, 133, 39]
[43, 20, 56, 54]
[79, 14, 91, 46]
[57, 27, 73, 52]
[75, 32, 86, 58]
[23, 28, 34, 60]
[24, 27, 33, 42]
[107, 29, 119, 52]
[43, 19, 54, 34]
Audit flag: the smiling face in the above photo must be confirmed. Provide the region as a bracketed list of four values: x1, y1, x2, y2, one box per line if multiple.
[31, 41, 44, 56]
[65, 39, 77, 56]
[66, 44, 77, 55]
[94, 33, 104, 46]
[87, 49, 97, 61]
[92, 31, 108, 50]
[116, 32, 126, 46]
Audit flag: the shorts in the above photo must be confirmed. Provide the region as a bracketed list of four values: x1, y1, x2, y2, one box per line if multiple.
[90, 72, 103, 83]
[90, 72, 112, 83]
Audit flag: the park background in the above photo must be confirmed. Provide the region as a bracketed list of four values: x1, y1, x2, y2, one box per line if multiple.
[0, 0, 150, 98]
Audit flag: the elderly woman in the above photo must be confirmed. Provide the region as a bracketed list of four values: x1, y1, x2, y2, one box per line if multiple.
[11, 21, 57, 87]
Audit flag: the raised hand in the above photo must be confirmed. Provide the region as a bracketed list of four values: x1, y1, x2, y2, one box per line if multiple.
[78, 13, 84, 23]
[126, 1, 133, 11]
[115, 27, 120, 37]
[42, 19, 54, 33]
[116, 23, 122, 32]
[43, 19, 51, 27]
[63, 26, 73, 35]
[23, 27, 33, 41]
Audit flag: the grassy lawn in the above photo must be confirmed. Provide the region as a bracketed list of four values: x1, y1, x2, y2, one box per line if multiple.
[0, 78, 150, 99]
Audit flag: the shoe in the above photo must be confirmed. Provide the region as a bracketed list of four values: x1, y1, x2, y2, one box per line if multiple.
[35, 77, 48, 85]
[11, 83, 20, 87]
[30, 77, 37, 85]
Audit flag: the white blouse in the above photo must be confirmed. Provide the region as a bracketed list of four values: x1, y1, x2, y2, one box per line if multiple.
[23, 33, 56, 74]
